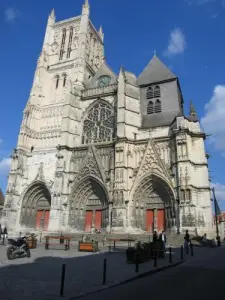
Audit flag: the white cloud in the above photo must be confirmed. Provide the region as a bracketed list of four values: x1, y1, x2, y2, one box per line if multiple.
[0, 158, 11, 176]
[185, 0, 225, 6]
[164, 28, 187, 57]
[201, 85, 225, 154]
[211, 183, 225, 202]
[4, 7, 19, 23]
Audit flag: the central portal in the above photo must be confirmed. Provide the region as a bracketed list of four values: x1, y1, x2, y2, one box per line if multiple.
[133, 174, 175, 233]
[69, 177, 109, 232]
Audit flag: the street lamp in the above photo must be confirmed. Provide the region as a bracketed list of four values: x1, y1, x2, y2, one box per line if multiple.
[212, 187, 221, 247]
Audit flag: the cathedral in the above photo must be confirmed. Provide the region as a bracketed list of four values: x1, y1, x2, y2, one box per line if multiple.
[2, 0, 214, 236]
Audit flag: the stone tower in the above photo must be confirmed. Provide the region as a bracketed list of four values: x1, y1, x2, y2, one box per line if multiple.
[2, 1, 214, 237]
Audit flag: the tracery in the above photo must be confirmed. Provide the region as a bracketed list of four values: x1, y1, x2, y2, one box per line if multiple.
[82, 101, 114, 144]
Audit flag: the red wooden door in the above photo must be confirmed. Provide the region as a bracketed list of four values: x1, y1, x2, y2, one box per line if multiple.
[157, 209, 165, 232]
[95, 211, 102, 230]
[36, 210, 43, 230]
[85, 211, 93, 232]
[44, 210, 50, 231]
[146, 210, 154, 232]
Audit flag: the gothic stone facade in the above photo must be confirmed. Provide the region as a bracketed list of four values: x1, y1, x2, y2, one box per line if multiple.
[2, 1, 214, 236]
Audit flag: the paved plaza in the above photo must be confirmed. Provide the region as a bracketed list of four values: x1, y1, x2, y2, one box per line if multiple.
[78, 246, 225, 300]
[0, 241, 219, 300]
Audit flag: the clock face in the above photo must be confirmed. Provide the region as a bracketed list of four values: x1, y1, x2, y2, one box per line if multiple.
[97, 75, 111, 87]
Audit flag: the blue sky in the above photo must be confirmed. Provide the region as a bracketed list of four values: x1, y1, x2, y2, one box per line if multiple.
[0, 0, 225, 206]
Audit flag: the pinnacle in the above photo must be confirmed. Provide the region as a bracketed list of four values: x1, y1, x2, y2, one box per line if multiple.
[50, 8, 55, 18]
[189, 100, 197, 118]
[84, 0, 90, 6]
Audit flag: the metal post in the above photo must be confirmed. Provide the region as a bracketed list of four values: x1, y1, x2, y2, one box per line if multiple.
[103, 258, 107, 285]
[60, 264, 66, 297]
[169, 247, 172, 263]
[135, 254, 139, 273]
[190, 243, 194, 257]
[154, 252, 157, 268]
[113, 241, 115, 249]
[181, 245, 184, 260]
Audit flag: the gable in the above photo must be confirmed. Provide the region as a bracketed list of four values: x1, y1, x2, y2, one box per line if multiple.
[86, 62, 117, 89]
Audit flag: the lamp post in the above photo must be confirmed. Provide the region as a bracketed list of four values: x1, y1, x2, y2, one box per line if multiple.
[212, 187, 221, 247]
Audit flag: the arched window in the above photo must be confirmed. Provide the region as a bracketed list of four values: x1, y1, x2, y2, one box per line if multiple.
[147, 101, 154, 114]
[67, 27, 73, 58]
[55, 75, 59, 89]
[62, 74, 67, 87]
[59, 29, 66, 60]
[186, 189, 192, 201]
[154, 99, 162, 113]
[154, 85, 161, 98]
[82, 101, 114, 144]
[181, 190, 185, 201]
[146, 87, 153, 99]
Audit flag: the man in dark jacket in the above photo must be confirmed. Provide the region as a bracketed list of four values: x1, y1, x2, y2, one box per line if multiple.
[159, 231, 167, 250]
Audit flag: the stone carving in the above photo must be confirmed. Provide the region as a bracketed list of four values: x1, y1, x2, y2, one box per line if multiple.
[56, 146, 64, 169]
[53, 29, 60, 41]
[35, 162, 45, 182]
[132, 139, 172, 192]
[74, 146, 106, 184]
[73, 36, 78, 49]
[51, 42, 59, 53]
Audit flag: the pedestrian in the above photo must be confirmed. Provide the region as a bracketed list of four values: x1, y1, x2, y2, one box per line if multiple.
[3, 226, 8, 240]
[159, 231, 167, 251]
[184, 230, 190, 253]
[153, 231, 158, 243]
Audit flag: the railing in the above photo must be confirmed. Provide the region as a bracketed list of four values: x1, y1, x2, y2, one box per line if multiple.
[82, 84, 117, 98]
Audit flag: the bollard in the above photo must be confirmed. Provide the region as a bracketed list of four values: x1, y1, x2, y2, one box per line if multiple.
[154, 252, 157, 268]
[181, 245, 184, 260]
[108, 245, 111, 252]
[135, 254, 139, 273]
[185, 243, 189, 255]
[190, 243, 194, 257]
[113, 241, 115, 249]
[102, 258, 107, 285]
[60, 264, 66, 297]
[169, 247, 172, 263]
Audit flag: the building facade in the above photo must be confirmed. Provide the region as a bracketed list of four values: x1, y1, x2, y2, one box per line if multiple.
[2, 0, 214, 236]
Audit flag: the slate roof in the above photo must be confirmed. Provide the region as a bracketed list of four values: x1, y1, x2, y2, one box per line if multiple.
[0, 189, 4, 206]
[137, 55, 177, 86]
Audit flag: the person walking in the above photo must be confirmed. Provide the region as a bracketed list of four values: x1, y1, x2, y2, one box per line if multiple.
[184, 230, 190, 254]
[153, 231, 158, 242]
[3, 226, 8, 240]
[159, 231, 167, 250]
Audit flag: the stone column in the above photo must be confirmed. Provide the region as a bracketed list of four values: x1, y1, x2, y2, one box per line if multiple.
[92, 210, 95, 229]
[154, 209, 158, 232]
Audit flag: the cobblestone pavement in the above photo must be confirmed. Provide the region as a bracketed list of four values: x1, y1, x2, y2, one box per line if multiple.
[0, 241, 218, 300]
[77, 246, 225, 300]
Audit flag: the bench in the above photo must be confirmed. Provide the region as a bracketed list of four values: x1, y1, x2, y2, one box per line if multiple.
[45, 236, 71, 251]
[107, 238, 135, 248]
[78, 241, 98, 252]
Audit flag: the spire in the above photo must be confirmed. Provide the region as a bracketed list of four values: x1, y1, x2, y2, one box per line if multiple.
[189, 100, 198, 118]
[98, 25, 104, 41]
[82, 0, 90, 15]
[50, 8, 55, 18]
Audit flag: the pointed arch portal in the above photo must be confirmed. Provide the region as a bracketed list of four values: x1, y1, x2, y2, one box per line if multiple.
[20, 182, 51, 231]
[133, 174, 176, 233]
[69, 176, 109, 232]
